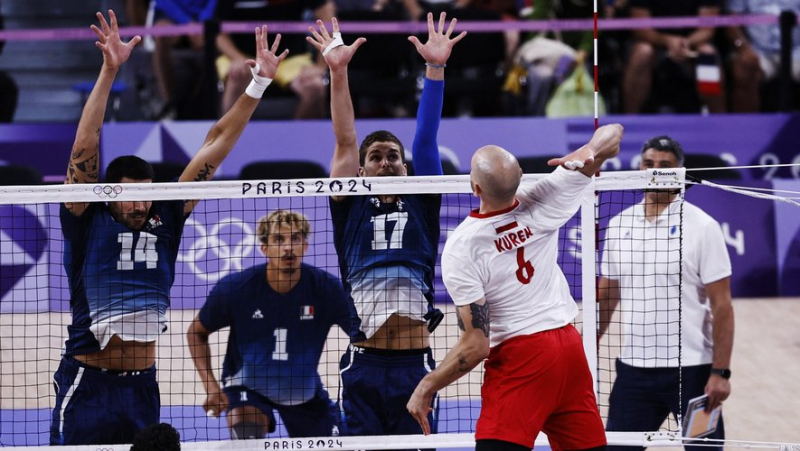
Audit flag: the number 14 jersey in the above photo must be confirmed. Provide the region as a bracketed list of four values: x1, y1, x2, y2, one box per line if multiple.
[441, 168, 591, 348]
[60, 200, 187, 356]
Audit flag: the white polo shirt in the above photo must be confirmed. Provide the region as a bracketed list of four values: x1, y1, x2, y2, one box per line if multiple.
[601, 197, 732, 368]
[442, 168, 591, 348]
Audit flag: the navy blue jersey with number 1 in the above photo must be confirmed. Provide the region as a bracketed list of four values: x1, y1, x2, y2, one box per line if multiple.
[199, 263, 352, 406]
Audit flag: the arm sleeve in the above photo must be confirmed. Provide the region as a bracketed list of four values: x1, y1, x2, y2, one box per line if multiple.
[411, 78, 444, 176]
[154, 0, 194, 24]
[518, 167, 591, 231]
[198, 281, 233, 333]
[698, 218, 732, 285]
[441, 240, 485, 306]
[199, 0, 218, 22]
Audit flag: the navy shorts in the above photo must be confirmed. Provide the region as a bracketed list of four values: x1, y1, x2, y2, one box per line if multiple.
[225, 386, 339, 437]
[339, 345, 438, 438]
[50, 355, 159, 446]
[606, 359, 725, 451]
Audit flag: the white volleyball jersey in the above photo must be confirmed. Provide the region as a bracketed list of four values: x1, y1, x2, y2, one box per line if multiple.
[601, 198, 732, 368]
[442, 168, 591, 348]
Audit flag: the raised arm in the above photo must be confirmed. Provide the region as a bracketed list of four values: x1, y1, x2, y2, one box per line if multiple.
[407, 12, 466, 176]
[548, 123, 623, 177]
[307, 18, 366, 181]
[187, 316, 229, 418]
[181, 25, 288, 214]
[65, 10, 140, 214]
[407, 299, 490, 435]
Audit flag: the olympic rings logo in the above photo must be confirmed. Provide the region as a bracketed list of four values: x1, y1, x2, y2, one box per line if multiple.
[177, 217, 259, 282]
[93, 185, 123, 198]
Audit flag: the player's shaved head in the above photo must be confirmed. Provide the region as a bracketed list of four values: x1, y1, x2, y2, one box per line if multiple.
[471, 145, 522, 204]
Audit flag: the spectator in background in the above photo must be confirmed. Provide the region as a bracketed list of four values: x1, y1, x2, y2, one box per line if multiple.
[727, 0, 800, 112]
[512, 0, 594, 115]
[125, 0, 151, 26]
[216, 0, 334, 119]
[129, 423, 181, 451]
[0, 0, 18, 122]
[623, 0, 726, 114]
[152, 0, 217, 119]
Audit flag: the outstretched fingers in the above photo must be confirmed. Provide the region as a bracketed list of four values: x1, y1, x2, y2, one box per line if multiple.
[108, 9, 118, 32]
[437, 11, 446, 34]
[90, 24, 106, 43]
[96, 11, 110, 36]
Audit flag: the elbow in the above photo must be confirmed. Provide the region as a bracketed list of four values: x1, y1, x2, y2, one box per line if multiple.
[203, 123, 224, 147]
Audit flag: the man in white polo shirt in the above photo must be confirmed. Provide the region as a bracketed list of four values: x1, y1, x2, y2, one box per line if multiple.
[598, 135, 734, 451]
[407, 124, 623, 451]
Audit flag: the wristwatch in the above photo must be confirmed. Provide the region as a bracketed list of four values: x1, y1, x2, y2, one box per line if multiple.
[710, 368, 732, 379]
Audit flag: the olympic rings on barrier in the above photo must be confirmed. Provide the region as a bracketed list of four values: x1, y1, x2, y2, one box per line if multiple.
[177, 217, 258, 282]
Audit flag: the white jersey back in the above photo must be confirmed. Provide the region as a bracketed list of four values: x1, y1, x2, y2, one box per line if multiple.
[442, 168, 591, 348]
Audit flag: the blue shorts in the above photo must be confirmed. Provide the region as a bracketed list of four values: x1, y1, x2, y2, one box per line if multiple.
[225, 386, 339, 437]
[339, 345, 438, 437]
[606, 360, 725, 451]
[50, 355, 159, 446]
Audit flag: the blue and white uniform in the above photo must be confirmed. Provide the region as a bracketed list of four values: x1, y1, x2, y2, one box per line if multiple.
[199, 263, 351, 437]
[51, 200, 187, 446]
[332, 78, 444, 437]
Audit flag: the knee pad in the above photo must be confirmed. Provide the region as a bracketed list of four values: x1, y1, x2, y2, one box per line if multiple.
[231, 422, 266, 440]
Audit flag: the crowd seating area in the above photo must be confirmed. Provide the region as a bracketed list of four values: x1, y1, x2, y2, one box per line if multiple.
[0, 0, 798, 124]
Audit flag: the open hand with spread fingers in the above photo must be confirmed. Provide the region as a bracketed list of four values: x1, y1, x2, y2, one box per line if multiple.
[306, 18, 367, 72]
[90, 9, 141, 70]
[408, 12, 467, 67]
[246, 25, 289, 79]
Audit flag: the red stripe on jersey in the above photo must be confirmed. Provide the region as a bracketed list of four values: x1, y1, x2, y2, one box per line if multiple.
[495, 221, 519, 234]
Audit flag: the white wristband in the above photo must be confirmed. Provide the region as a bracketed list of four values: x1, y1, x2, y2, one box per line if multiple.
[322, 32, 345, 56]
[245, 63, 273, 99]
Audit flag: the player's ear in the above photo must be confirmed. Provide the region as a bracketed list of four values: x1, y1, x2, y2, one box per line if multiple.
[358, 167, 365, 177]
[260, 244, 269, 257]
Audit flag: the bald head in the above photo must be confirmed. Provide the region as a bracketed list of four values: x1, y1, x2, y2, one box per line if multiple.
[471, 145, 523, 204]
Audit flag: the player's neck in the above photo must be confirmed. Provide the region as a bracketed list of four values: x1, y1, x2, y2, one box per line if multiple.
[377, 194, 398, 204]
[478, 198, 516, 215]
[265, 268, 301, 294]
[643, 191, 677, 222]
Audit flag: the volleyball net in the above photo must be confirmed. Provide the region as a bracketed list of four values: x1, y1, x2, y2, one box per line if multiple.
[0, 169, 793, 450]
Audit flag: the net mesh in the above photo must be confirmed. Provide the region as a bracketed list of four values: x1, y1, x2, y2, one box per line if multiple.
[0, 171, 685, 449]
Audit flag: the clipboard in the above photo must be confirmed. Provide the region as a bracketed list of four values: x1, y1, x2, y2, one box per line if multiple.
[682, 394, 722, 439]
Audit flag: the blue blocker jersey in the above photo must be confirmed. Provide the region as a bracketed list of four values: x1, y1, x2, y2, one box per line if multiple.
[60, 201, 187, 356]
[330, 194, 441, 342]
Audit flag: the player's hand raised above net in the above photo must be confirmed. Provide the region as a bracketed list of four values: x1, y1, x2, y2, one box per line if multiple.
[247, 25, 289, 80]
[306, 18, 367, 72]
[90, 9, 141, 71]
[408, 12, 467, 67]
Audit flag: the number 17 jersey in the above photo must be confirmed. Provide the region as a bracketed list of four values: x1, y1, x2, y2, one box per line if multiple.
[441, 168, 591, 348]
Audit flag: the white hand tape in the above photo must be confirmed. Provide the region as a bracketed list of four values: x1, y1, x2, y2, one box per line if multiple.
[323, 32, 345, 56]
[245, 62, 273, 99]
[565, 161, 576, 170]
[206, 410, 217, 419]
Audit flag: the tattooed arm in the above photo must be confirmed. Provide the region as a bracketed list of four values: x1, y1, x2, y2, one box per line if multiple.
[407, 298, 490, 435]
[179, 25, 288, 215]
[65, 10, 140, 215]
